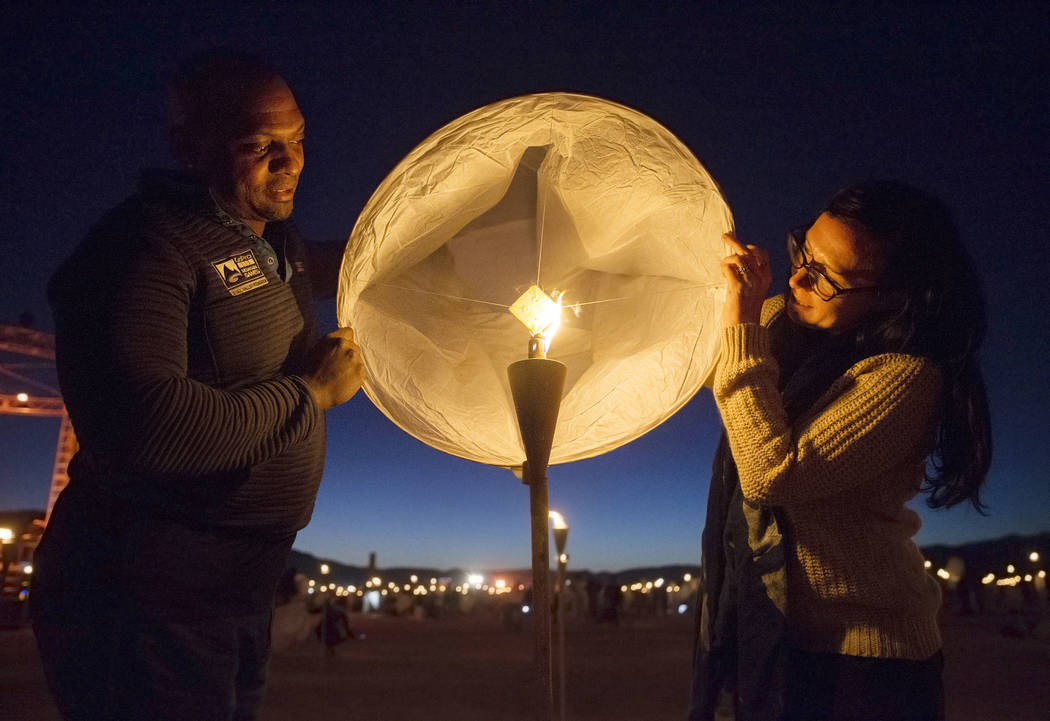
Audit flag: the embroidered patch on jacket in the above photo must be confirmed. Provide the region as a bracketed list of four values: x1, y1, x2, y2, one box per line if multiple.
[212, 249, 270, 296]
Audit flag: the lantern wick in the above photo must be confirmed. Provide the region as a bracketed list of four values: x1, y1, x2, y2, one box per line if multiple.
[528, 335, 547, 359]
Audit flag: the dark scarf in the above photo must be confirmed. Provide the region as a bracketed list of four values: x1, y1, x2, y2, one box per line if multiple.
[688, 305, 865, 721]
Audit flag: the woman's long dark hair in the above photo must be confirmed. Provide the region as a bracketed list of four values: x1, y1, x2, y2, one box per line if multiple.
[824, 181, 992, 511]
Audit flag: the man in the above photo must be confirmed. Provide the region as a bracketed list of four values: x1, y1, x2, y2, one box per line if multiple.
[31, 54, 363, 720]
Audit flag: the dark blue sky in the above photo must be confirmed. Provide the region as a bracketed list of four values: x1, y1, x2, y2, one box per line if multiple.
[2, 3, 1047, 571]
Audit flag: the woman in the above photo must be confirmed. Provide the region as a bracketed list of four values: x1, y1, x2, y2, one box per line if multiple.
[689, 181, 991, 721]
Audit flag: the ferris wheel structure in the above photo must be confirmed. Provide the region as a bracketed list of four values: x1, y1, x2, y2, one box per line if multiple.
[0, 323, 76, 522]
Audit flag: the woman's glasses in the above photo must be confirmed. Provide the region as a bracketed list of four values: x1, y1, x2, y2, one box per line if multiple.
[787, 226, 879, 301]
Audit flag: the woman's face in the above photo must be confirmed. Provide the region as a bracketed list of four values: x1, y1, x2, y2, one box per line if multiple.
[786, 212, 882, 332]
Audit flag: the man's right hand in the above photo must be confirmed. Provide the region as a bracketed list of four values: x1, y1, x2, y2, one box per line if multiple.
[303, 327, 365, 410]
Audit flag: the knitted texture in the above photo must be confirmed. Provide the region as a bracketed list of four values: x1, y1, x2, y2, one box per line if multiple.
[712, 298, 943, 660]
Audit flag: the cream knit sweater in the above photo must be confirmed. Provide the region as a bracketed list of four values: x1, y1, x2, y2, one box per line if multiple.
[712, 296, 943, 660]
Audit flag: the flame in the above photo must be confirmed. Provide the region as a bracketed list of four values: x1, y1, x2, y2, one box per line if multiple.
[548, 510, 568, 529]
[509, 285, 564, 351]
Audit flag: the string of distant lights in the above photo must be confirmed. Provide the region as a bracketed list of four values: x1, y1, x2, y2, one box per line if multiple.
[299, 571, 700, 600]
[923, 550, 1046, 587]
[618, 573, 691, 595]
[297, 555, 1050, 603]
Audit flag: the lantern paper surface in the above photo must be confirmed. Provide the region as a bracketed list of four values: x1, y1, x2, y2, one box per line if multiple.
[338, 93, 731, 467]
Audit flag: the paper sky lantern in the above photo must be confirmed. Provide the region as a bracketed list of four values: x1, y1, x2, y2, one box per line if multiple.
[338, 92, 731, 467]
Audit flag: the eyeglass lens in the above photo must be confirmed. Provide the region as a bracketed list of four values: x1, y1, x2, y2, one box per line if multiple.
[788, 230, 838, 300]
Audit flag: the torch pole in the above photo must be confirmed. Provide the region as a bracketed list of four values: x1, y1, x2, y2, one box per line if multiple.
[558, 559, 567, 721]
[526, 461, 554, 720]
[508, 354, 566, 721]
[554, 547, 568, 721]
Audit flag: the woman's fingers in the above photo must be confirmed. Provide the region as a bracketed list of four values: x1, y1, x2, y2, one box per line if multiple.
[720, 233, 772, 326]
[721, 248, 771, 295]
[745, 244, 771, 270]
[720, 254, 750, 286]
[724, 234, 770, 272]
[723, 232, 748, 255]
[722, 251, 759, 282]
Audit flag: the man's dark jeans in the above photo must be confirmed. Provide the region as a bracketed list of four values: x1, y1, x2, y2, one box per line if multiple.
[34, 606, 271, 721]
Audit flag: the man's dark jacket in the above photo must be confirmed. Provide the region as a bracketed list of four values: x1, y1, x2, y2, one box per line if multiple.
[33, 172, 325, 621]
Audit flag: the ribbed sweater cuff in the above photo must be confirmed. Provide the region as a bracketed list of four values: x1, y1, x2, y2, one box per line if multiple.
[720, 322, 770, 367]
[287, 375, 321, 416]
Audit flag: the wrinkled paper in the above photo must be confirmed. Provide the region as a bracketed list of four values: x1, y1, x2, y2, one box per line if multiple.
[338, 93, 731, 466]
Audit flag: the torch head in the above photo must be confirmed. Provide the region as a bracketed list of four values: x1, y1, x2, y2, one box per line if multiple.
[510, 285, 563, 358]
[507, 357, 567, 476]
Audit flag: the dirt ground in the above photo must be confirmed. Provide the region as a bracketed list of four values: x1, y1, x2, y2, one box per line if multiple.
[2, 612, 1047, 720]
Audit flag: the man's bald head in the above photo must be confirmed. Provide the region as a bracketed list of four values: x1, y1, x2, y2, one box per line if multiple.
[167, 52, 290, 170]
[167, 52, 306, 234]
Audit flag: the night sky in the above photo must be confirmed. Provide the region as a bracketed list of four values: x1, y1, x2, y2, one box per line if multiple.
[2, 3, 1047, 571]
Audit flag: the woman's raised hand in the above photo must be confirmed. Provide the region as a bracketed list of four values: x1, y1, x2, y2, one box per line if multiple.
[720, 232, 772, 327]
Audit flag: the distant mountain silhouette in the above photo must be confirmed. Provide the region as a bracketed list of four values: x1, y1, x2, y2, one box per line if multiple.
[287, 531, 1049, 586]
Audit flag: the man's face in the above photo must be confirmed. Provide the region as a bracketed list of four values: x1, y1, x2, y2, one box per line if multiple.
[203, 77, 305, 230]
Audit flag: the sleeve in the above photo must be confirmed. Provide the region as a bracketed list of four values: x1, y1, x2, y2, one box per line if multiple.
[701, 296, 784, 390]
[712, 322, 942, 506]
[50, 223, 323, 481]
